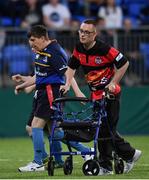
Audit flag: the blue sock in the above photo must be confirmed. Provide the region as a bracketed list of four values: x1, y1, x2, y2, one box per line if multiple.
[32, 128, 44, 165]
[29, 133, 48, 160]
[53, 141, 64, 164]
[29, 131, 48, 160]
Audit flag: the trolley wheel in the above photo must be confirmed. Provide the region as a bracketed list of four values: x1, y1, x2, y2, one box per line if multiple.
[82, 160, 100, 176]
[114, 158, 124, 174]
[63, 157, 73, 175]
[47, 158, 55, 176]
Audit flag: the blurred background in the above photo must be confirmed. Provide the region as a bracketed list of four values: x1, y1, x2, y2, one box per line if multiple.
[0, 0, 149, 137]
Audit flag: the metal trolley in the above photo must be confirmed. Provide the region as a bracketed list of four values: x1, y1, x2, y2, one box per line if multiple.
[47, 94, 124, 176]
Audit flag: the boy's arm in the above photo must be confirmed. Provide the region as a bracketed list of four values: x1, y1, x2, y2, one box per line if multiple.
[24, 84, 36, 94]
[60, 67, 76, 93]
[12, 74, 31, 83]
[15, 75, 36, 95]
[106, 61, 129, 92]
[71, 78, 86, 98]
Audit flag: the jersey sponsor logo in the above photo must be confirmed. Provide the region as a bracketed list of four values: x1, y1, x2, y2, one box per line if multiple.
[35, 67, 47, 76]
[59, 65, 67, 71]
[34, 90, 38, 99]
[35, 54, 40, 59]
[95, 57, 102, 64]
[42, 56, 48, 63]
[35, 71, 47, 76]
[100, 77, 108, 84]
[116, 53, 123, 62]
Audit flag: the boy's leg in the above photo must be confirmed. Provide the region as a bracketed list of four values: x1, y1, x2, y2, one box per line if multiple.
[68, 141, 94, 161]
[69, 141, 90, 152]
[28, 126, 48, 161]
[32, 127, 45, 165]
[54, 128, 94, 161]
[18, 126, 45, 172]
[49, 128, 64, 167]
[52, 141, 64, 167]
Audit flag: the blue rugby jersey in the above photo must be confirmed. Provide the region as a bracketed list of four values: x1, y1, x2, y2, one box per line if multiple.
[34, 40, 68, 87]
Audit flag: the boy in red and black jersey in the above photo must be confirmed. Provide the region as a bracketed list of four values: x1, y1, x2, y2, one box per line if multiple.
[62, 19, 141, 175]
[69, 39, 127, 99]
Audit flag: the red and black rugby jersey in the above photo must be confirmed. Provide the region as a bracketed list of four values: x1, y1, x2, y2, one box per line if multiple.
[68, 39, 128, 91]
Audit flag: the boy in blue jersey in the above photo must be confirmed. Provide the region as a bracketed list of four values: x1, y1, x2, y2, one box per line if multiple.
[12, 74, 94, 170]
[14, 25, 93, 172]
[15, 25, 68, 172]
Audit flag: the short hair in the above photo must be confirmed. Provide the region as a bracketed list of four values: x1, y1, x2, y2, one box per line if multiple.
[27, 25, 48, 39]
[82, 19, 97, 27]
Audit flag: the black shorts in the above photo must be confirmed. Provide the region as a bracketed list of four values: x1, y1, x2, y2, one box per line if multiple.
[27, 92, 48, 133]
[34, 84, 60, 121]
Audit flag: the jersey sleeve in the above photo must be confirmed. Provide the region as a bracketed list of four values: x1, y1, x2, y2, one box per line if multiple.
[113, 52, 128, 69]
[107, 47, 128, 69]
[68, 48, 81, 69]
[48, 52, 68, 75]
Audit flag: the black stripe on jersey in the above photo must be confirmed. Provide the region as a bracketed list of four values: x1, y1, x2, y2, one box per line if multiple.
[75, 39, 110, 56]
[114, 55, 128, 69]
[68, 56, 80, 69]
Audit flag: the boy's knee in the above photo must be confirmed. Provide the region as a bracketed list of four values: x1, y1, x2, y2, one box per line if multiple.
[26, 125, 32, 136]
[54, 129, 64, 139]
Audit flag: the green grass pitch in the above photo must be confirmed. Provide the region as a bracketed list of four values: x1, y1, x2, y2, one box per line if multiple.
[0, 136, 148, 179]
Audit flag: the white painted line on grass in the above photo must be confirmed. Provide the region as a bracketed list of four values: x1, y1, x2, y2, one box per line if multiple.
[0, 159, 80, 163]
[0, 159, 30, 162]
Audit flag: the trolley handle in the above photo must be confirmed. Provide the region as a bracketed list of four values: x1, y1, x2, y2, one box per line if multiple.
[103, 88, 115, 100]
[53, 97, 91, 104]
[59, 89, 65, 97]
[104, 84, 121, 100]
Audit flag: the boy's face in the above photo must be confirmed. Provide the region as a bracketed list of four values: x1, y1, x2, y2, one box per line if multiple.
[29, 36, 45, 51]
[78, 23, 97, 45]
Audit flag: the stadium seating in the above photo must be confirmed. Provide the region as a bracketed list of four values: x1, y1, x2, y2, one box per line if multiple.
[72, 15, 86, 23]
[2, 44, 32, 75]
[128, 3, 142, 17]
[123, 0, 147, 4]
[0, 17, 13, 26]
[140, 43, 149, 71]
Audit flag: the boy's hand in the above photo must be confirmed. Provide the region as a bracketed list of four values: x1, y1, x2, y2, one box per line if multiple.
[12, 74, 22, 83]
